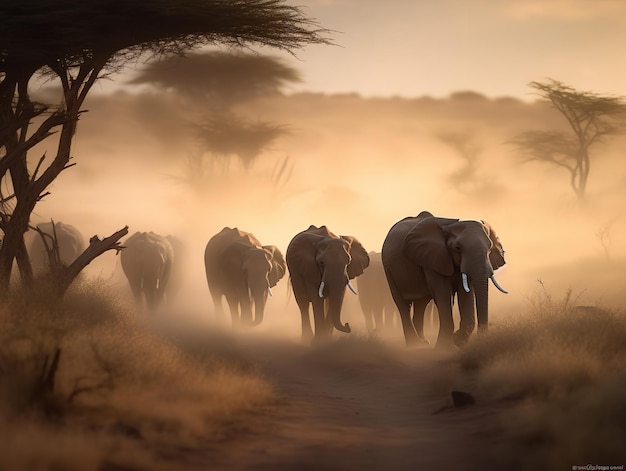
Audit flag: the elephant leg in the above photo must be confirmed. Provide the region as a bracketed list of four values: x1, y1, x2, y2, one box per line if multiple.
[427, 301, 438, 329]
[435, 293, 457, 350]
[383, 304, 396, 329]
[128, 279, 143, 306]
[372, 305, 384, 331]
[150, 290, 165, 313]
[382, 307, 390, 328]
[225, 295, 240, 328]
[210, 287, 226, 322]
[411, 298, 431, 344]
[387, 282, 420, 346]
[291, 277, 313, 342]
[362, 307, 375, 331]
[455, 288, 476, 347]
[142, 284, 158, 312]
[397, 300, 422, 346]
[311, 295, 328, 341]
[240, 295, 253, 326]
[299, 304, 314, 343]
[427, 272, 457, 350]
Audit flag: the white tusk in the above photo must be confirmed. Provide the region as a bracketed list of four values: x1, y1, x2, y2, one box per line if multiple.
[318, 281, 325, 298]
[491, 275, 509, 294]
[248, 287, 252, 301]
[347, 280, 358, 295]
[156, 278, 160, 290]
[461, 273, 470, 293]
[267, 285, 273, 297]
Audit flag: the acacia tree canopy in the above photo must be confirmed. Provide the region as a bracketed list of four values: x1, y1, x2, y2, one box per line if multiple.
[129, 51, 302, 107]
[0, 0, 329, 72]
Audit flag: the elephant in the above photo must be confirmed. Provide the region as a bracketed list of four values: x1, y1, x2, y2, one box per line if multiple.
[286, 225, 370, 343]
[164, 235, 186, 302]
[356, 251, 397, 331]
[204, 227, 286, 327]
[120, 231, 174, 311]
[381, 211, 507, 349]
[28, 221, 86, 275]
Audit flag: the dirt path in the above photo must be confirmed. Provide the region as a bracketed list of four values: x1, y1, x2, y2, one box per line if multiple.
[185, 334, 507, 471]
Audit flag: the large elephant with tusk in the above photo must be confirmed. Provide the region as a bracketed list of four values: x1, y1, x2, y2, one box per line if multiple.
[381, 211, 507, 350]
[286, 225, 370, 343]
[204, 227, 286, 328]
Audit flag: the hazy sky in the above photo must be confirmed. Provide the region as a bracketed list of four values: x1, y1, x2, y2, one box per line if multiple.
[246, 0, 626, 100]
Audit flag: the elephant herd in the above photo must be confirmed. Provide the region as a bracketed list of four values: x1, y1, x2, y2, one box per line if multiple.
[28, 210, 508, 349]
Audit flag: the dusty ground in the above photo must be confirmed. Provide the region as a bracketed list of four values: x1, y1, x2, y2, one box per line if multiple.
[155, 329, 509, 471]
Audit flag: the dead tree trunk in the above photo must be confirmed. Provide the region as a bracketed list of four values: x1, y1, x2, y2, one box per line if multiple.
[43, 225, 129, 301]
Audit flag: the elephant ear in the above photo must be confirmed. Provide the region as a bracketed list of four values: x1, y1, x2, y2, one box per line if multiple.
[483, 221, 506, 270]
[286, 231, 324, 283]
[404, 218, 454, 276]
[341, 236, 370, 279]
[263, 245, 286, 287]
[220, 241, 248, 275]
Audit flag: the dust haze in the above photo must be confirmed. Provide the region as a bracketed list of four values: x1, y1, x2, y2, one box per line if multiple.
[18, 85, 626, 470]
[34, 87, 626, 322]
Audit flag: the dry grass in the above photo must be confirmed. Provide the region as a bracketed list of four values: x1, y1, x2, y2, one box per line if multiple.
[451, 288, 626, 470]
[0, 277, 275, 470]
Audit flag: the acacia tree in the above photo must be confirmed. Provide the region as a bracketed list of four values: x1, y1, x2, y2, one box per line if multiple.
[0, 0, 329, 296]
[437, 130, 504, 201]
[130, 51, 302, 110]
[132, 52, 298, 189]
[511, 79, 626, 200]
[438, 131, 483, 190]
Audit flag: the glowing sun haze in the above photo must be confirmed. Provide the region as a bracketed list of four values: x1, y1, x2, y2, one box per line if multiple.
[248, 0, 626, 100]
[28, 0, 626, 316]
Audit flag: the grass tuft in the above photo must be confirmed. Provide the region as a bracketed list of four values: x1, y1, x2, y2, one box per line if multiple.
[451, 288, 626, 469]
[0, 277, 275, 470]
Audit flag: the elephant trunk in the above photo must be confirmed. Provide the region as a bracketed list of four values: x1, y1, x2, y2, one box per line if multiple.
[322, 270, 351, 334]
[250, 290, 267, 326]
[461, 258, 507, 333]
[248, 275, 268, 327]
[461, 257, 491, 334]
[473, 276, 490, 333]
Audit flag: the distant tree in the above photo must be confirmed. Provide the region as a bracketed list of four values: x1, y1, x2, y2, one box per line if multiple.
[132, 52, 301, 189]
[191, 114, 288, 171]
[596, 220, 615, 261]
[510, 79, 626, 201]
[130, 51, 301, 109]
[448, 91, 489, 103]
[178, 115, 289, 192]
[437, 130, 503, 199]
[438, 131, 483, 184]
[0, 0, 330, 295]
